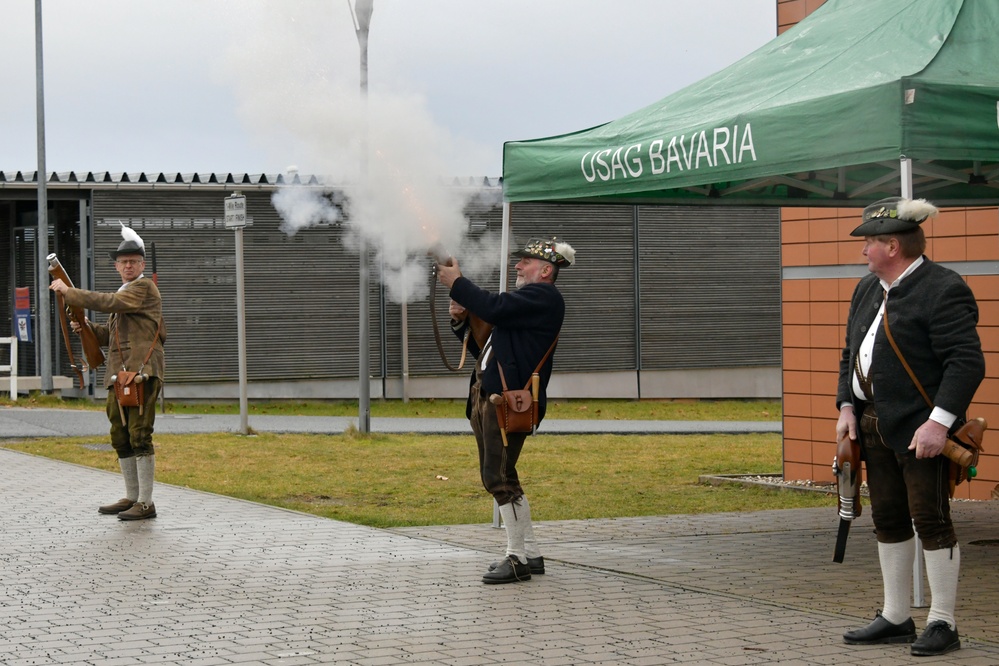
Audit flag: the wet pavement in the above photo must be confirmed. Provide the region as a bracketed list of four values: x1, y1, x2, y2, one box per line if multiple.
[1, 408, 997, 665]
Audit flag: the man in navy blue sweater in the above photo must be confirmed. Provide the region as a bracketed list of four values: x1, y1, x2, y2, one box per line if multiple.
[437, 237, 574, 584]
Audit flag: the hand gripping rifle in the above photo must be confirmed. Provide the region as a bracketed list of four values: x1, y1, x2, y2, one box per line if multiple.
[428, 244, 492, 371]
[832, 418, 989, 562]
[943, 417, 988, 496]
[832, 433, 862, 563]
[47, 254, 106, 387]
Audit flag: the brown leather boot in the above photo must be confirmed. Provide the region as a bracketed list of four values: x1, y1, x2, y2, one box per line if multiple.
[118, 502, 156, 521]
[98, 498, 136, 515]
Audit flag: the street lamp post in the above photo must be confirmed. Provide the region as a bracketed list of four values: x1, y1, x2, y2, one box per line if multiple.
[34, 0, 52, 392]
[349, 0, 374, 433]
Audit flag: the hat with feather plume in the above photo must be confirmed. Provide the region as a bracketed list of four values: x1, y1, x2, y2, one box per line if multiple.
[511, 236, 575, 267]
[109, 221, 146, 259]
[850, 197, 938, 237]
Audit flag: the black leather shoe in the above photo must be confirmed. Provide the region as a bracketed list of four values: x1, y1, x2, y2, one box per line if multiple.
[843, 611, 916, 644]
[482, 556, 532, 584]
[489, 556, 544, 575]
[911, 621, 960, 656]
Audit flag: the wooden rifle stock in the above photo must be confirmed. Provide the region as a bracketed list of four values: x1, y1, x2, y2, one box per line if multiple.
[832, 433, 862, 563]
[47, 254, 106, 372]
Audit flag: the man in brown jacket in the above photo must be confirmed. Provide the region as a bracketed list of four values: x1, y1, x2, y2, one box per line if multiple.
[50, 224, 166, 520]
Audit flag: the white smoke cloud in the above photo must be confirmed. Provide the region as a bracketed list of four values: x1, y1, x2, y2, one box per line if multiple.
[216, 0, 499, 304]
[271, 186, 341, 236]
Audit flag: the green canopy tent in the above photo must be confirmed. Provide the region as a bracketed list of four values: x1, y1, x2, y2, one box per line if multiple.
[502, 0, 999, 211]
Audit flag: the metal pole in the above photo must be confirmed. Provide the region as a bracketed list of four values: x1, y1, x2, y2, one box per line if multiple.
[34, 0, 52, 392]
[899, 158, 926, 607]
[401, 300, 409, 403]
[900, 157, 913, 198]
[352, 0, 373, 433]
[235, 226, 249, 435]
[493, 202, 514, 527]
[499, 202, 511, 294]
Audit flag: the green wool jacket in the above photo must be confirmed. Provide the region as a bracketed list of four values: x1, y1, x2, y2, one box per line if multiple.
[63, 277, 166, 387]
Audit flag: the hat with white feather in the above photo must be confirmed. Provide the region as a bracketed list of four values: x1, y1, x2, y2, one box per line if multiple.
[511, 236, 575, 267]
[109, 221, 146, 259]
[850, 197, 939, 237]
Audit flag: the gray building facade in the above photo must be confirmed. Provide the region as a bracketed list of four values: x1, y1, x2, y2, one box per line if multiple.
[1, 171, 781, 401]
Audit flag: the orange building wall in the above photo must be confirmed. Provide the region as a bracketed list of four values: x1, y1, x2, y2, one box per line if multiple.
[777, 0, 999, 500]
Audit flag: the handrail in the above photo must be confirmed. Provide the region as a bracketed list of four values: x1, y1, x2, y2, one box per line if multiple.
[0, 336, 18, 401]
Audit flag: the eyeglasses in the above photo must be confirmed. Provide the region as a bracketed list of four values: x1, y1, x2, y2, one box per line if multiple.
[116, 259, 143, 266]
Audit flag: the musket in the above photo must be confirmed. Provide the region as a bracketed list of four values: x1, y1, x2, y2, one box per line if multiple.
[428, 244, 492, 371]
[832, 433, 862, 563]
[47, 254, 106, 386]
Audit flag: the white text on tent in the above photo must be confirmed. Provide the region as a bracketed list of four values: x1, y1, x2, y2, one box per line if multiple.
[580, 124, 757, 183]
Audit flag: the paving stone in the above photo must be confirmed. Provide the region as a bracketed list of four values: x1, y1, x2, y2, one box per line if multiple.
[2, 433, 999, 665]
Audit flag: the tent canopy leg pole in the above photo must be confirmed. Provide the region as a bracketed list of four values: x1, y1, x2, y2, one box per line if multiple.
[500, 202, 511, 294]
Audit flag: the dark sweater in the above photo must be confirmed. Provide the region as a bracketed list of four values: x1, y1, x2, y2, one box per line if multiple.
[450, 277, 564, 423]
[837, 258, 985, 453]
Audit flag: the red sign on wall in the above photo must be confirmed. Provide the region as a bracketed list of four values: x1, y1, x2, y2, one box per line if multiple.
[15, 287, 30, 311]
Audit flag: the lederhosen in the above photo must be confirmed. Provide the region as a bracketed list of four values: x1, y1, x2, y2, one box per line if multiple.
[469, 337, 527, 506]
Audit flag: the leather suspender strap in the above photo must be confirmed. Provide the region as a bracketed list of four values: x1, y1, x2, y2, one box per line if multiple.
[854, 354, 874, 402]
[497, 336, 559, 392]
[881, 300, 933, 408]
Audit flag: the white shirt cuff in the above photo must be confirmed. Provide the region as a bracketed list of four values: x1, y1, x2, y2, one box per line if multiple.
[929, 406, 958, 429]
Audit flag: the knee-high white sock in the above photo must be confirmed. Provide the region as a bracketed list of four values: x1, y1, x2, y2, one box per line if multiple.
[924, 545, 960, 629]
[879, 538, 915, 625]
[120, 456, 139, 501]
[136, 455, 155, 505]
[519, 495, 541, 560]
[498, 502, 526, 564]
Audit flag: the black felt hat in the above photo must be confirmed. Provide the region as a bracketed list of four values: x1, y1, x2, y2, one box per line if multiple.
[850, 197, 938, 237]
[108, 223, 146, 259]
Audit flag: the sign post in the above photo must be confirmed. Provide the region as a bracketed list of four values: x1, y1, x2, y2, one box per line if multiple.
[224, 192, 249, 435]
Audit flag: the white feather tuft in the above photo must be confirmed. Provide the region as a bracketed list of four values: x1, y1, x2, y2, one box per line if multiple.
[896, 198, 938, 222]
[119, 221, 145, 250]
[554, 241, 575, 266]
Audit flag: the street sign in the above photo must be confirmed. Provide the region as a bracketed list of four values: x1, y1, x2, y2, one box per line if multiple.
[224, 194, 248, 228]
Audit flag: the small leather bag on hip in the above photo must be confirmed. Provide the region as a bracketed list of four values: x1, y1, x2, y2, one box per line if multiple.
[494, 337, 559, 435]
[113, 371, 144, 408]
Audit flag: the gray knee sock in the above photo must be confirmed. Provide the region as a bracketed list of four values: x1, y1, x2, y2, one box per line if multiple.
[120, 456, 139, 501]
[519, 495, 541, 560]
[136, 455, 155, 505]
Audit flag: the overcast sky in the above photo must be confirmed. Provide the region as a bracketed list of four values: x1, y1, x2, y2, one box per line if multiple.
[2, 0, 776, 179]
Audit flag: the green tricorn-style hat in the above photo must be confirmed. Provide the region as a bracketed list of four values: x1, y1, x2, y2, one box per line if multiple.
[850, 197, 939, 237]
[511, 237, 575, 267]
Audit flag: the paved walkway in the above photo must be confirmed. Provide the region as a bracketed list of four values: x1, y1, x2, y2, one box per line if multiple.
[2, 408, 998, 665]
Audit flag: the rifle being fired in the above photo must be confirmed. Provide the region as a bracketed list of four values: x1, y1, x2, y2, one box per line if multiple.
[47, 254, 106, 385]
[428, 244, 492, 371]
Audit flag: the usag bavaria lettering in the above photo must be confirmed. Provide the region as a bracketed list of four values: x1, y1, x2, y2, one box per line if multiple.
[581, 123, 756, 183]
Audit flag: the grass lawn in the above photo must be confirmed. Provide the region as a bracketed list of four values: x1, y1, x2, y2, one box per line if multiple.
[1, 395, 834, 528]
